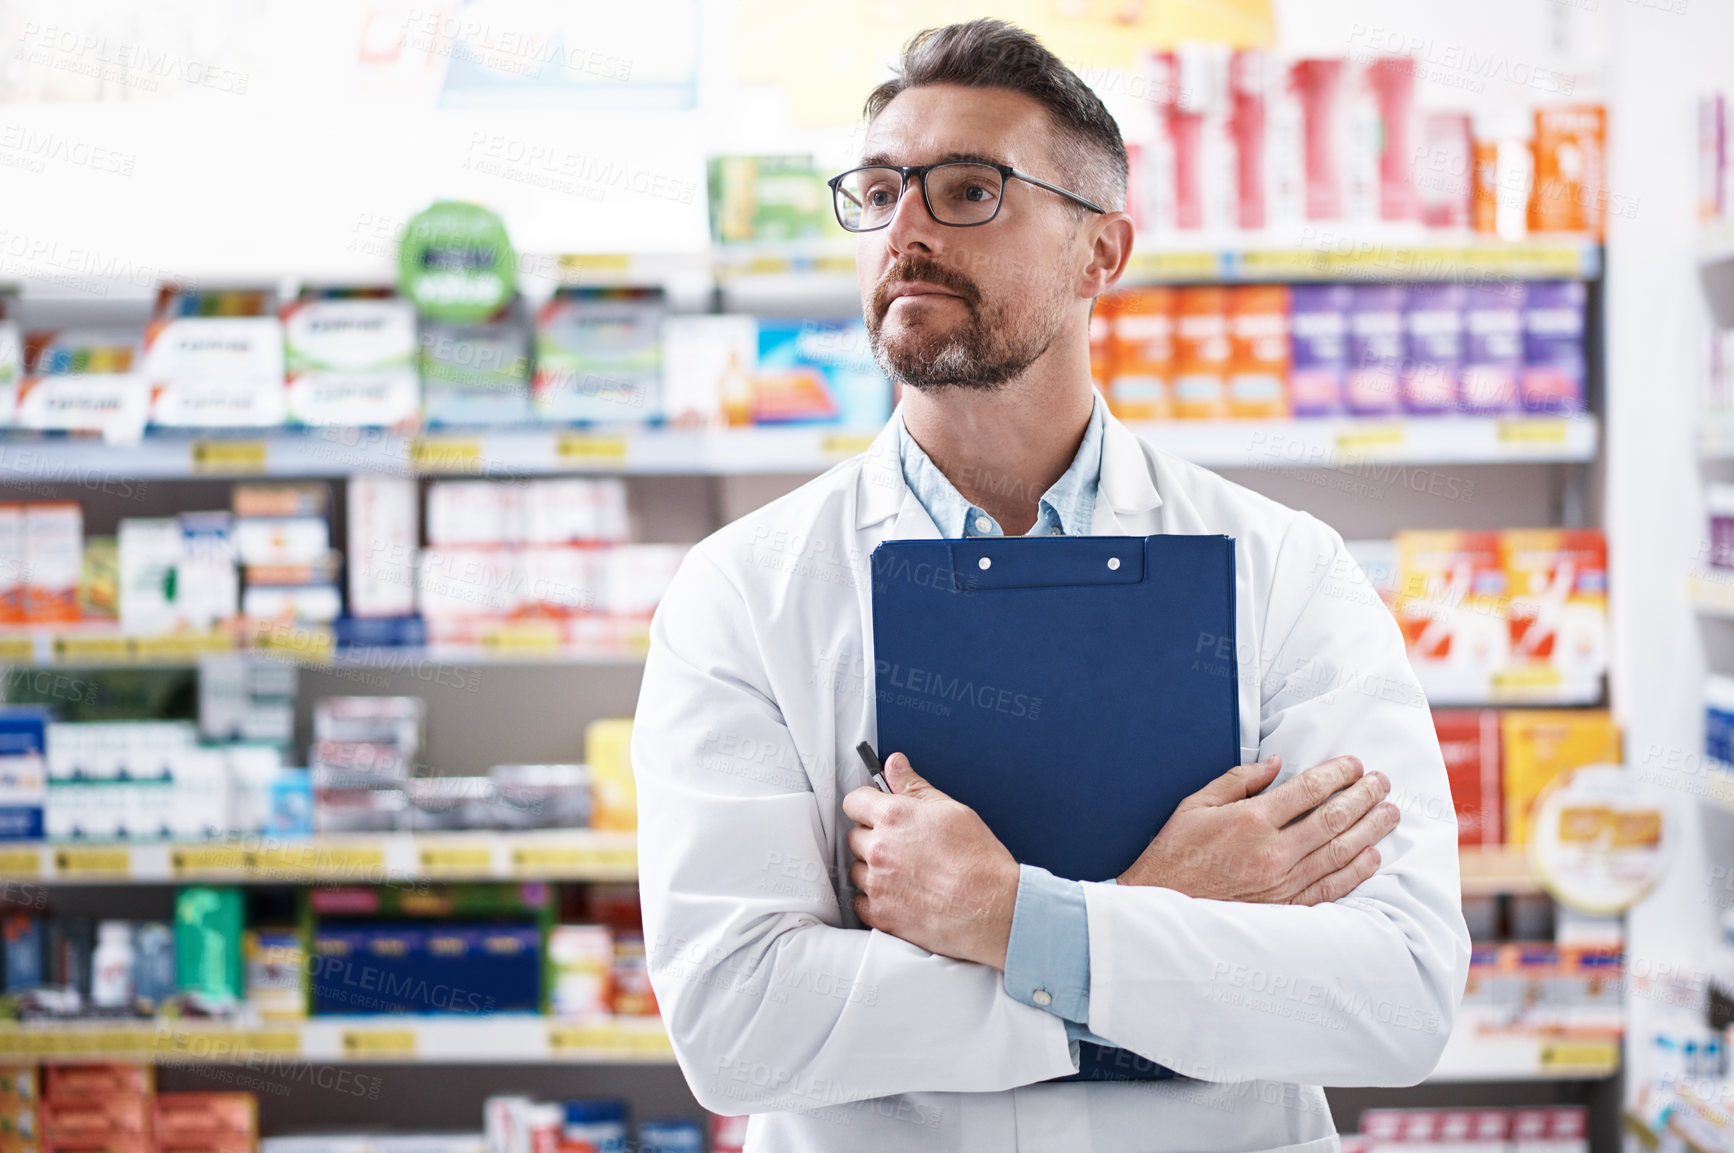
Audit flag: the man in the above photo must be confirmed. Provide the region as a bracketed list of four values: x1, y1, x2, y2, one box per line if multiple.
[633, 19, 1469, 1153]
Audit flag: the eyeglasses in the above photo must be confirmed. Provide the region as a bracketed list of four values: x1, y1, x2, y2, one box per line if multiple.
[826, 161, 1106, 232]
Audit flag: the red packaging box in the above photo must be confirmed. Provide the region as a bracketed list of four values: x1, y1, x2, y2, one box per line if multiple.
[152, 1094, 257, 1140]
[1434, 710, 1502, 846]
[41, 1100, 147, 1140]
[43, 1140, 150, 1153]
[43, 1066, 151, 1101]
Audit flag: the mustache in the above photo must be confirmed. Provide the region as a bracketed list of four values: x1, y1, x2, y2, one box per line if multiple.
[871, 257, 981, 320]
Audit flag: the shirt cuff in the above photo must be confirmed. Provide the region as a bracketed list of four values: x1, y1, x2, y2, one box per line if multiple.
[1003, 863, 1091, 1024]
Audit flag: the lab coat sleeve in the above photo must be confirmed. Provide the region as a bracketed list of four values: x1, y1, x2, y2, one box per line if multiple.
[632, 547, 1077, 1117]
[1077, 516, 1473, 1087]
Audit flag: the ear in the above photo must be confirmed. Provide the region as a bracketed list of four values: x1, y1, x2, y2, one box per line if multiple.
[1079, 211, 1134, 299]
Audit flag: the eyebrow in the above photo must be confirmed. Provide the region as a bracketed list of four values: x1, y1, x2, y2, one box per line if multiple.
[857, 150, 1010, 169]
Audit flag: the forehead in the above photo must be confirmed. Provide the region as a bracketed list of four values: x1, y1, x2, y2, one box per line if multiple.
[861, 83, 1056, 168]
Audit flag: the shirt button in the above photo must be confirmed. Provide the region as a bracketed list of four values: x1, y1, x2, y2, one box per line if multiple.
[1048, 527, 1061, 535]
[974, 515, 992, 533]
[1032, 989, 1053, 1007]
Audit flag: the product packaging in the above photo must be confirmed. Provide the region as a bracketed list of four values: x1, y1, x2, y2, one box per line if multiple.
[1401, 283, 1466, 414]
[1288, 285, 1351, 416]
[752, 320, 888, 427]
[1417, 112, 1474, 229]
[1434, 710, 1503, 846]
[1344, 284, 1405, 416]
[1519, 280, 1587, 415]
[1170, 287, 1231, 418]
[419, 302, 533, 426]
[706, 156, 831, 244]
[145, 286, 286, 428]
[281, 294, 420, 426]
[585, 718, 636, 832]
[1105, 288, 1174, 421]
[1226, 285, 1290, 418]
[22, 503, 81, 624]
[1500, 711, 1621, 847]
[1530, 104, 1607, 238]
[347, 475, 418, 618]
[1460, 284, 1526, 414]
[533, 288, 663, 423]
[17, 329, 149, 442]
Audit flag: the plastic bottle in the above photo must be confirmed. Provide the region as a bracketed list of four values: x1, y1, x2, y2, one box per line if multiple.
[89, 921, 134, 1008]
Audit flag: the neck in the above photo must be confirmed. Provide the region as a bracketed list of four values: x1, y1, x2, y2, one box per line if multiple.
[899, 341, 1096, 536]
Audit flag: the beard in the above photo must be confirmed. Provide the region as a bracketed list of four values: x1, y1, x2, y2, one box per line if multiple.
[866, 255, 1066, 391]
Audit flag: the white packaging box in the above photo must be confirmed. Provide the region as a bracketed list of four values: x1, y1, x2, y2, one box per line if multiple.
[241, 584, 343, 624]
[23, 502, 82, 621]
[418, 549, 524, 618]
[0, 504, 22, 619]
[170, 748, 231, 839]
[145, 316, 288, 427]
[235, 517, 330, 566]
[282, 297, 420, 426]
[427, 481, 523, 546]
[524, 479, 598, 544]
[660, 314, 757, 426]
[603, 545, 688, 617]
[522, 547, 604, 615]
[178, 511, 239, 629]
[119, 518, 185, 635]
[0, 320, 20, 425]
[226, 744, 284, 834]
[122, 780, 174, 840]
[349, 474, 418, 617]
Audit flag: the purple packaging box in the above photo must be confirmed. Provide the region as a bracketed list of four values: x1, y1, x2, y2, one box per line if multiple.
[1288, 285, 1350, 416]
[1460, 283, 1526, 414]
[1520, 280, 1587, 415]
[1345, 284, 1406, 416]
[1401, 283, 1466, 415]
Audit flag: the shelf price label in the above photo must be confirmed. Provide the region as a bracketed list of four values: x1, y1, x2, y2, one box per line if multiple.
[1489, 667, 1565, 696]
[341, 1029, 418, 1058]
[172, 845, 249, 877]
[191, 440, 269, 474]
[556, 434, 629, 464]
[548, 1023, 671, 1055]
[54, 846, 130, 878]
[0, 849, 40, 877]
[1538, 1040, 1618, 1070]
[1496, 419, 1572, 447]
[419, 846, 494, 875]
[53, 634, 131, 663]
[1333, 425, 1406, 456]
[410, 438, 485, 474]
[0, 638, 36, 664]
[134, 632, 233, 662]
[252, 844, 386, 880]
[511, 844, 636, 876]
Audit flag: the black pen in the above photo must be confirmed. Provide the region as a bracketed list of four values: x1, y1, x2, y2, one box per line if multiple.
[856, 740, 892, 793]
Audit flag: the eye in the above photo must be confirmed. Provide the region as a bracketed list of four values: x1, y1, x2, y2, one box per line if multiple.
[960, 183, 994, 202]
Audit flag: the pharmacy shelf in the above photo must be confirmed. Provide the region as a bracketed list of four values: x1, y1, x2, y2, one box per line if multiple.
[1426, 1026, 1620, 1083]
[0, 415, 1599, 482]
[0, 830, 638, 885]
[0, 626, 649, 670]
[1123, 236, 1601, 284]
[1459, 844, 1544, 897]
[0, 1016, 673, 1065]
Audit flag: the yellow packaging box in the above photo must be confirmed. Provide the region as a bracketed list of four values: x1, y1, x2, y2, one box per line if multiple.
[586, 718, 636, 832]
[1500, 710, 1622, 846]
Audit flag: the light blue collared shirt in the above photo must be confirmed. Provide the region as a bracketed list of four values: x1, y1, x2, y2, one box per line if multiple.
[896, 392, 1114, 1050]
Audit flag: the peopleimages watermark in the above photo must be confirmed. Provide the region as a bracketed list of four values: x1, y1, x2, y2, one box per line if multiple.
[874, 660, 1043, 722]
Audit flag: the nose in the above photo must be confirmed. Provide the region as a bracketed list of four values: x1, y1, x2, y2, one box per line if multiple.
[882, 173, 943, 258]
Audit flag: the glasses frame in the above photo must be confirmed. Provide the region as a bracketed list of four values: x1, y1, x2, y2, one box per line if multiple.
[826, 160, 1107, 232]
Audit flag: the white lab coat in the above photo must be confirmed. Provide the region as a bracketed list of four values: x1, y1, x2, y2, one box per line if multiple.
[632, 404, 1472, 1153]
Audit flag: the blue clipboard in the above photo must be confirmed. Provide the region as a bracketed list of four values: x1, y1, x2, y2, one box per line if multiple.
[870, 533, 1240, 1082]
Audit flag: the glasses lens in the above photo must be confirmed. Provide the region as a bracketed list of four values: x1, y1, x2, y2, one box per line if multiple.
[834, 167, 904, 231]
[925, 163, 1004, 225]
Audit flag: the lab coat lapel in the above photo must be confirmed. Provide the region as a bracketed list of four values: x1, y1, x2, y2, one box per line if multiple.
[1092, 406, 1165, 537]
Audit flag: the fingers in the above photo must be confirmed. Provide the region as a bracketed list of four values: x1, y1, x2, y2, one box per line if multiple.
[846, 824, 871, 865]
[1284, 796, 1399, 897]
[1184, 755, 1282, 809]
[841, 783, 897, 825]
[1281, 770, 1392, 857]
[1289, 845, 1383, 906]
[1255, 755, 1364, 827]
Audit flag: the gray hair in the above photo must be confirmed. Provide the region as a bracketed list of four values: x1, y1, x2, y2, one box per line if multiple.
[863, 19, 1128, 214]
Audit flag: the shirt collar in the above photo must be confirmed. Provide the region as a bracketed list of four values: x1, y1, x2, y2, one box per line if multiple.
[896, 391, 1105, 538]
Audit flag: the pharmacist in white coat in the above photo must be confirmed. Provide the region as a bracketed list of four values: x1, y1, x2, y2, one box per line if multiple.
[633, 20, 1470, 1153]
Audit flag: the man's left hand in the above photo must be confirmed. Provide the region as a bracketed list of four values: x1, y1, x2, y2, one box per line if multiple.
[842, 752, 1019, 970]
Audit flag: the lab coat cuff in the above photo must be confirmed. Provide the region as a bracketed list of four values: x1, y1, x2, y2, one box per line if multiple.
[1003, 863, 1091, 1023]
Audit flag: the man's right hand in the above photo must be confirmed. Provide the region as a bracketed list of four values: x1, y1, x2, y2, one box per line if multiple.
[1115, 754, 1396, 906]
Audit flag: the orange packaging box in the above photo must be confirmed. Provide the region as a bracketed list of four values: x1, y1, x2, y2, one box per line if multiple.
[1393, 531, 1509, 663]
[1500, 529, 1608, 682]
[1227, 284, 1291, 418]
[1472, 138, 1501, 234]
[1170, 286, 1231, 419]
[1089, 294, 1118, 394]
[42, 1066, 151, 1102]
[1500, 710, 1622, 847]
[0, 1067, 35, 1103]
[41, 1101, 147, 1141]
[0, 506, 21, 625]
[1434, 709, 1501, 846]
[22, 503, 81, 625]
[152, 1094, 256, 1141]
[1530, 104, 1607, 238]
[1106, 288, 1174, 421]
